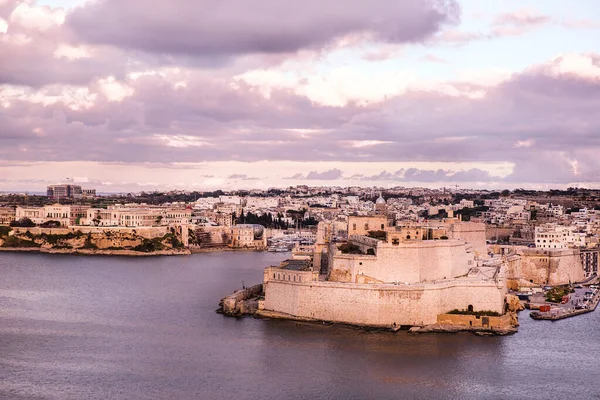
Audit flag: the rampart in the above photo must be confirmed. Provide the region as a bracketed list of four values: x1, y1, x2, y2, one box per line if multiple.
[505, 248, 585, 287]
[330, 239, 474, 284]
[262, 279, 506, 327]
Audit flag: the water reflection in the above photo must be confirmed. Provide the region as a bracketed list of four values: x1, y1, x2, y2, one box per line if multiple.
[0, 252, 598, 400]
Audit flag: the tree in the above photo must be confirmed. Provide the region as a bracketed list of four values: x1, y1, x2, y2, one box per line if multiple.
[10, 217, 36, 227]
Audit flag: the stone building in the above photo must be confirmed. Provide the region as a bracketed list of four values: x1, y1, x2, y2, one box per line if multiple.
[260, 221, 508, 328]
[231, 224, 267, 249]
[0, 207, 16, 225]
[347, 215, 389, 236]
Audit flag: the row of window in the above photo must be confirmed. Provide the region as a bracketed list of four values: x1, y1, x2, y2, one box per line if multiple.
[273, 273, 303, 282]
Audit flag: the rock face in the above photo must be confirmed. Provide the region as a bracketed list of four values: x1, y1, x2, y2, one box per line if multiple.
[506, 294, 525, 312]
[0, 227, 188, 255]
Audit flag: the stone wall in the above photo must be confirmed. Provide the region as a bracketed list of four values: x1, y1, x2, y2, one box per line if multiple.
[508, 248, 585, 286]
[447, 222, 487, 256]
[437, 313, 513, 329]
[330, 239, 474, 284]
[263, 279, 506, 327]
[221, 284, 263, 315]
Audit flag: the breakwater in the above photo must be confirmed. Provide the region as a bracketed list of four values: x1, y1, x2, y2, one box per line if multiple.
[218, 284, 263, 316]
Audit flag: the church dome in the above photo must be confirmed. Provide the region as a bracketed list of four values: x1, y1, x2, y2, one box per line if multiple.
[376, 195, 386, 205]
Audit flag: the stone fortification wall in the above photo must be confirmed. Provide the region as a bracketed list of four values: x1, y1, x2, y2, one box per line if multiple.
[222, 284, 263, 315]
[512, 248, 584, 286]
[330, 239, 473, 284]
[263, 279, 506, 327]
[447, 222, 487, 256]
[437, 313, 513, 329]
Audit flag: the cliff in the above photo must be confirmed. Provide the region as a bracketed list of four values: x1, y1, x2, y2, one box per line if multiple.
[0, 226, 190, 256]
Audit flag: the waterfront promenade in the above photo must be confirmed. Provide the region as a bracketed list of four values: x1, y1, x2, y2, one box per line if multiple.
[530, 284, 600, 321]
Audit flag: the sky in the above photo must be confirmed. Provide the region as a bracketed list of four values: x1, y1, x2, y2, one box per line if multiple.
[1, 0, 600, 193]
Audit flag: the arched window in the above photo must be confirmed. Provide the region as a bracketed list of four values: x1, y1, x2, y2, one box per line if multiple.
[467, 305, 474, 312]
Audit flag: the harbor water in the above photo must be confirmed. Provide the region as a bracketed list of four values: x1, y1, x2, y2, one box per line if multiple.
[1, 252, 598, 400]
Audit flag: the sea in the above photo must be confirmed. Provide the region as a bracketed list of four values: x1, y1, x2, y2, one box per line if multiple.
[0, 252, 598, 400]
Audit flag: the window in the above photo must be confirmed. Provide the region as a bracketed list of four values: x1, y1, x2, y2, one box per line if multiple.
[381, 224, 384, 229]
[392, 238, 399, 245]
[353, 224, 356, 231]
[365, 224, 369, 230]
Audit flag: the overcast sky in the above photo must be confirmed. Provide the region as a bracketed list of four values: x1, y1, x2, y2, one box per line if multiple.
[1, 0, 600, 192]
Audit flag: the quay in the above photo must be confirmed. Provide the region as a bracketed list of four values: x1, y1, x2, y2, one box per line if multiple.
[530, 284, 600, 321]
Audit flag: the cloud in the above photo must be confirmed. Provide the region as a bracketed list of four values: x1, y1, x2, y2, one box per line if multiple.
[491, 9, 551, 37]
[67, 0, 460, 56]
[0, 1, 127, 87]
[3, 48, 600, 185]
[227, 174, 260, 180]
[286, 168, 344, 180]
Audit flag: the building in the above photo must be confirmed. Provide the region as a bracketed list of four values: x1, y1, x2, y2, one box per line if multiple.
[231, 224, 267, 249]
[535, 224, 586, 249]
[15, 206, 45, 225]
[260, 222, 508, 328]
[0, 207, 16, 225]
[347, 215, 389, 236]
[47, 184, 82, 200]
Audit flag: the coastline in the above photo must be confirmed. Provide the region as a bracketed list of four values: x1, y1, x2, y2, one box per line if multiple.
[0, 245, 270, 256]
[254, 309, 518, 336]
[0, 247, 191, 257]
[190, 246, 268, 254]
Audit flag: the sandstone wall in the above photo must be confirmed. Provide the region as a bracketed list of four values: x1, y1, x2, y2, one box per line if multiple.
[263, 279, 506, 327]
[437, 313, 513, 329]
[330, 239, 473, 284]
[515, 248, 584, 286]
[447, 222, 487, 256]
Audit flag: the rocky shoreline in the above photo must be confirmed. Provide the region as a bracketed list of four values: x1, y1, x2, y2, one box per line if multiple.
[0, 247, 190, 256]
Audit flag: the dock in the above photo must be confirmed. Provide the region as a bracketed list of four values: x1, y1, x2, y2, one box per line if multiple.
[530, 286, 600, 321]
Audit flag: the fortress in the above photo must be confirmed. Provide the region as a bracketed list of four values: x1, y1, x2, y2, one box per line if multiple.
[259, 218, 510, 329]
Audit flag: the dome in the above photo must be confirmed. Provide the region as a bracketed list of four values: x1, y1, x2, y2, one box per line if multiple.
[376, 196, 386, 205]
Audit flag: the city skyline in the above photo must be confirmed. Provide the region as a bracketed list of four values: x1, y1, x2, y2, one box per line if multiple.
[2, 0, 600, 192]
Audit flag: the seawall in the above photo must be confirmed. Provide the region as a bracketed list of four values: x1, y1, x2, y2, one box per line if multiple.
[262, 279, 506, 327]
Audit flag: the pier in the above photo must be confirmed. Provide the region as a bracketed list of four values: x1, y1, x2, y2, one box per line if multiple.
[530, 284, 600, 321]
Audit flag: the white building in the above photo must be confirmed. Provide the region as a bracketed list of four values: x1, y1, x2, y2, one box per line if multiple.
[535, 224, 587, 249]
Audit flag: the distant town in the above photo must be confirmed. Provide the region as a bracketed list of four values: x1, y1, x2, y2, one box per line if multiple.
[1, 184, 599, 254]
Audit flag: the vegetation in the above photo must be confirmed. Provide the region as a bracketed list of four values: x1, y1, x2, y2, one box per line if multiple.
[0, 226, 11, 236]
[1, 235, 41, 248]
[448, 309, 501, 317]
[81, 233, 97, 249]
[338, 243, 363, 254]
[9, 217, 36, 227]
[133, 238, 165, 253]
[39, 231, 83, 245]
[39, 220, 61, 228]
[545, 286, 573, 303]
[236, 211, 289, 229]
